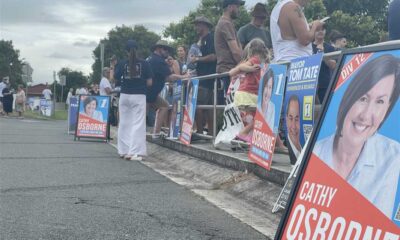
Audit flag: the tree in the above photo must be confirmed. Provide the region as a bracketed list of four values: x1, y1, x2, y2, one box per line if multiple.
[90, 25, 160, 83]
[0, 40, 24, 89]
[163, 0, 250, 47]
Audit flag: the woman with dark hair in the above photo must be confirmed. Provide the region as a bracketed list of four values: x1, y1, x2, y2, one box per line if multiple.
[82, 96, 103, 122]
[313, 54, 400, 218]
[2, 83, 13, 116]
[114, 39, 153, 161]
[260, 69, 275, 130]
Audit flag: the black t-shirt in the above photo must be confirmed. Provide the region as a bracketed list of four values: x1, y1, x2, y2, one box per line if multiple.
[197, 32, 217, 89]
[146, 53, 171, 103]
[312, 42, 335, 89]
[114, 59, 153, 95]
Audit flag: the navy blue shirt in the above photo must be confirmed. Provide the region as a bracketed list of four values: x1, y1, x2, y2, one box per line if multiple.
[312, 42, 335, 89]
[147, 53, 171, 103]
[197, 32, 217, 89]
[114, 59, 153, 95]
[389, 0, 400, 40]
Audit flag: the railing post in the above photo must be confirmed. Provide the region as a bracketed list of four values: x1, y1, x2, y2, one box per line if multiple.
[213, 77, 217, 140]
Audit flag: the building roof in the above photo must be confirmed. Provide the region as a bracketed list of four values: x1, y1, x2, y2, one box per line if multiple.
[27, 84, 48, 96]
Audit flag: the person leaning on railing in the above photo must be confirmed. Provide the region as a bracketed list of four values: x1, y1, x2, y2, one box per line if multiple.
[146, 40, 189, 138]
[189, 16, 217, 136]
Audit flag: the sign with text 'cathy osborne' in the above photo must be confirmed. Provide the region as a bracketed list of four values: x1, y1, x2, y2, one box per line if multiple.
[276, 46, 400, 239]
[75, 95, 110, 139]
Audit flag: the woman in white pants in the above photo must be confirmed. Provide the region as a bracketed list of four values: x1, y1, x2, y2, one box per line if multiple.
[114, 39, 153, 160]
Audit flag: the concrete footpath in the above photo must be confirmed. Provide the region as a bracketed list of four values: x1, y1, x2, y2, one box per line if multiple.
[0, 118, 268, 240]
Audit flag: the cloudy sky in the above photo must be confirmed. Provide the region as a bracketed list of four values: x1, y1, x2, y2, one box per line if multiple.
[0, 0, 260, 84]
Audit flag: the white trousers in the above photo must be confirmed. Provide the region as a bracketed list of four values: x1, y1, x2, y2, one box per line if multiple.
[118, 93, 147, 156]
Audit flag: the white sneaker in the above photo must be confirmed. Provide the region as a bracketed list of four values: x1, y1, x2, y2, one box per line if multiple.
[129, 155, 142, 161]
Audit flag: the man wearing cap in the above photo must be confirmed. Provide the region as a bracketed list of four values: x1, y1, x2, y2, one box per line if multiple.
[329, 30, 347, 50]
[190, 16, 217, 136]
[215, 0, 244, 96]
[147, 40, 189, 137]
[237, 3, 272, 49]
[270, 0, 324, 62]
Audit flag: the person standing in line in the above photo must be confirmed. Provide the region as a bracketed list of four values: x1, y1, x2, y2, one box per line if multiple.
[190, 16, 217, 136]
[99, 67, 113, 96]
[114, 40, 153, 161]
[329, 30, 347, 51]
[147, 40, 189, 138]
[176, 45, 188, 74]
[2, 82, 13, 117]
[237, 3, 272, 50]
[15, 85, 26, 119]
[0, 78, 8, 115]
[215, 0, 244, 101]
[312, 25, 336, 103]
[66, 88, 74, 107]
[388, 0, 400, 40]
[42, 85, 52, 100]
[270, 0, 324, 62]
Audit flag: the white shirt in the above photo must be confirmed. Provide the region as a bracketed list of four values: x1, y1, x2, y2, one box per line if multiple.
[0, 82, 6, 97]
[42, 89, 52, 99]
[99, 77, 112, 96]
[66, 92, 73, 105]
[270, 0, 312, 62]
[263, 101, 276, 134]
[313, 133, 400, 218]
[78, 88, 88, 95]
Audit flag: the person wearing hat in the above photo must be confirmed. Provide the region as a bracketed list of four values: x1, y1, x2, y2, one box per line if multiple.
[329, 30, 347, 50]
[270, 0, 324, 62]
[114, 39, 153, 161]
[147, 40, 189, 138]
[189, 16, 217, 136]
[215, 0, 245, 101]
[237, 3, 272, 49]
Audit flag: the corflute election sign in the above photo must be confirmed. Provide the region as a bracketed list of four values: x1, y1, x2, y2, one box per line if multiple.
[180, 79, 199, 145]
[249, 64, 287, 170]
[75, 95, 110, 139]
[275, 44, 400, 239]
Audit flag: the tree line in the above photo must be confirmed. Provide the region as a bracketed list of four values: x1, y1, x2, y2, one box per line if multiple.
[0, 0, 390, 98]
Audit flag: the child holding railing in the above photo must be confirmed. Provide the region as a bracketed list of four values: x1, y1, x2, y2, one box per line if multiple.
[228, 38, 268, 142]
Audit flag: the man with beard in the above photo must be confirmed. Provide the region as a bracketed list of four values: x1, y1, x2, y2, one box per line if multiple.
[270, 0, 324, 62]
[214, 0, 244, 101]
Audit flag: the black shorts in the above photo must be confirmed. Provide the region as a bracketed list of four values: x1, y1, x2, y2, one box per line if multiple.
[197, 87, 213, 105]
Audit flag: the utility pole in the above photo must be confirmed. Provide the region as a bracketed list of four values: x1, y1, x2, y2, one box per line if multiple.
[53, 71, 57, 117]
[100, 43, 105, 77]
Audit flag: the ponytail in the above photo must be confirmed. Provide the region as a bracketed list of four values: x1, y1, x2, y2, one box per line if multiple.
[128, 48, 137, 78]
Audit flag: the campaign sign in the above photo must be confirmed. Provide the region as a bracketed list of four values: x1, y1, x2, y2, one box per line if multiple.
[75, 95, 110, 139]
[214, 73, 244, 149]
[68, 96, 78, 134]
[169, 80, 183, 139]
[283, 53, 323, 165]
[180, 79, 199, 145]
[248, 64, 287, 170]
[40, 98, 53, 117]
[276, 46, 400, 239]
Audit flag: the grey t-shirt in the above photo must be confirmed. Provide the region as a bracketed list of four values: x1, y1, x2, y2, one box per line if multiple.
[237, 23, 272, 49]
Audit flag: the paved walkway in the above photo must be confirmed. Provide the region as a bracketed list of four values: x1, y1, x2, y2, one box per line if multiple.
[0, 118, 266, 239]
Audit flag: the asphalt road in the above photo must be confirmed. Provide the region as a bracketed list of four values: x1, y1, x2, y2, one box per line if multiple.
[0, 118, 266, 240]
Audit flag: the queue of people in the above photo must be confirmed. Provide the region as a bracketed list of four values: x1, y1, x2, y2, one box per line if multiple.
[65, 0, 361, 164]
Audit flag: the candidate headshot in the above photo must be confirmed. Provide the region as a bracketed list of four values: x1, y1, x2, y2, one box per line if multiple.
[313, 54, 400, 218]
[83, 96, 104, 122]
[286, 94, 301, 164]
[261, 68, 275, 131]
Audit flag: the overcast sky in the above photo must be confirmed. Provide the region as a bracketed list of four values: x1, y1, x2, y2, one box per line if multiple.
[0, 0, 260, 84]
